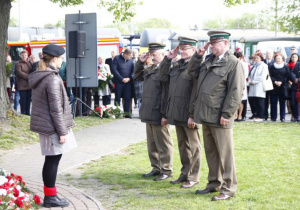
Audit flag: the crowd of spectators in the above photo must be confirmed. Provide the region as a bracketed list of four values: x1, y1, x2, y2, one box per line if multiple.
[5, 45, 300, 122]
[234, 46, 300, 122]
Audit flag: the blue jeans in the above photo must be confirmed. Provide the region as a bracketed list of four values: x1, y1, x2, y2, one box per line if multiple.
[270, 93, 286, 120]
[291, 91, 299, 120]
[14, 90, 20, 111]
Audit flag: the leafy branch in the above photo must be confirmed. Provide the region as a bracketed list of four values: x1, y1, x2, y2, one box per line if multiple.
[99, 0, 143, 23]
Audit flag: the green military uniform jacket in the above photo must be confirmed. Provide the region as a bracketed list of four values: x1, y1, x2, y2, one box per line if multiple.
[135, 59, 167, 125]
[159, 56, 197, 127]
[187, 51, 244, 128]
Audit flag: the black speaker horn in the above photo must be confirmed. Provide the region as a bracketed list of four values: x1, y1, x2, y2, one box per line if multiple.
[68, 31, 86, 58]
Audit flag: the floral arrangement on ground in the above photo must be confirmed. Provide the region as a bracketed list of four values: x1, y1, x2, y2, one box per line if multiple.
[91, 105, 123, 118]
[0, 169, 41, 209]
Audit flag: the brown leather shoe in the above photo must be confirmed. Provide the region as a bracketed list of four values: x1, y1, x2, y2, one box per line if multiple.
[195, 188, 218, 194]
[211, 193, 231, 201]
[181, 181, 198, 188]
[142, 170, 160, 177]
[170, 178, 185, 184]
[153, 173, 172, 181]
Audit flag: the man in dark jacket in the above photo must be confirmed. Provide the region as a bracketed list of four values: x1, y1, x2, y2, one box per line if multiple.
[188, 31, 244, 201]
[105, 50, 116, 70]
[111, 49, 134, 117]
[159, 36, 201, 188]
[135, 43, 173, 181]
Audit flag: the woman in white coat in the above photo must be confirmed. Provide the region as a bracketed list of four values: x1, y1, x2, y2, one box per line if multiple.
[94, 56, 112, 107]
[248, 52, 268, 122]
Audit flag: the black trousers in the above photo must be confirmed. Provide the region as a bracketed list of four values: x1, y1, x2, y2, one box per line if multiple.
[42, 155, 62, 188]
[248, 97, 265, 119]
[241, 100, 247, 119]
[19, 90, 31, 115]
[94, 94, 111, 106]
[264, 91, 271, 119]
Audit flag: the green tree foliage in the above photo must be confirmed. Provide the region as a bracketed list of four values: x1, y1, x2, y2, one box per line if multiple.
[44, 23, 55, 27]
[203, 12, 267, 29]
[224, 0, 260, 6]
[49, 0, 84, 7]
[276, 0, 300, 34]
[9, 17, 18, 26]
[55, 19, 65, 27]
[226, 0, 299, 35]
[104, 18, 177, 34]
[104, 22, 131, 34]
[99, 0, 143, 23]
[135, 18, 175, 33]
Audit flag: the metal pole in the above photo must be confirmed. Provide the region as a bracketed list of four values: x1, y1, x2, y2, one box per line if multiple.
[78, 10, 83, 116]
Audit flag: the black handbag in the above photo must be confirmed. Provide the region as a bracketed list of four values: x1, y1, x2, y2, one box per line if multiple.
[282, 83, 292, 99]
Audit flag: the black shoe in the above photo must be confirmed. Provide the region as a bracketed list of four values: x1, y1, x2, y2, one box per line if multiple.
[124, 115, 132, 119]
[142, 170, 160, 177]
[195, 188, 218, 195]
[43, 195, 69, 208]
[249, 115, 254, 120]
[170, 177, 185, 184]
[153, 173, 172, 181]
[271, 119, 276, 122]
[241, 117, 246, 121]
[281, 119, 285, 122]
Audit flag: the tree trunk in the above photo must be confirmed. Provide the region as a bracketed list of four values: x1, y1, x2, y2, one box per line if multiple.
[0, 0, 11, 121]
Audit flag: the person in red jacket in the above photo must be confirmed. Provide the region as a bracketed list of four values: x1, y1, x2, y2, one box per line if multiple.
[29, 44, 77, 208]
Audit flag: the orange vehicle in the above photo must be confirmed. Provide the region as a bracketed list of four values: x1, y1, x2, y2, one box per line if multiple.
[7, 37, 123, 62]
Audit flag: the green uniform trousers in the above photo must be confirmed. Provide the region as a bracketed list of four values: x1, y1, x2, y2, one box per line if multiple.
[175, 125, 202, 182]
[202, 124, 237, 197]
[146, 123, 173, 175]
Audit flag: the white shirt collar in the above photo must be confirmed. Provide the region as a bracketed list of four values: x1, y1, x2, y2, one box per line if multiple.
[218, 53, 225, 61]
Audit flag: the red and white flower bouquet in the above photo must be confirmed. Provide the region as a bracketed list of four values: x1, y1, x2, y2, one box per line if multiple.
[0, 169, 41, 209]
[91, 105, 123, 119]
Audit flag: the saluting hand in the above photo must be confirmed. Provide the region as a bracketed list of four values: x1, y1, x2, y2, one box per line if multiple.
[196, 42, 210, 56]
[167, 46, 179, 59]
[140, 53, 149, 62]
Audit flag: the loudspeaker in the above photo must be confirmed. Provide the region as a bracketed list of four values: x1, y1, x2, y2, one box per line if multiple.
[68, 31, 86, 58]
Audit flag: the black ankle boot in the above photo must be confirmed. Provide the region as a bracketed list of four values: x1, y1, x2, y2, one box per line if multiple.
[43, 195, 69, 208]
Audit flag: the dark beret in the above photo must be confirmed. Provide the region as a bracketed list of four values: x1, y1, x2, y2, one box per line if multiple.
[43, 44, 65, 57]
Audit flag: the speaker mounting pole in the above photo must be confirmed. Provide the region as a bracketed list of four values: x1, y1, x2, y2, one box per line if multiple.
[65, 12, 98, 117]
[73, 10, 88, 116]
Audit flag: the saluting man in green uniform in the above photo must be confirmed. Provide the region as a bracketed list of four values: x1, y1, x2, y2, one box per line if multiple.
[135, 43, 174, 181]
[187, 31, 244, 201]
[159, 36, 202, 188]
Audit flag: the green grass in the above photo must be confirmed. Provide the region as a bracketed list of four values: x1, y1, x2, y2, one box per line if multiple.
[0, 111, 116, 150]
[74, 122, 300, 209]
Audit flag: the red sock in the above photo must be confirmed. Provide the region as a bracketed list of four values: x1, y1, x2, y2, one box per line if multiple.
[44, 186, 57, 196]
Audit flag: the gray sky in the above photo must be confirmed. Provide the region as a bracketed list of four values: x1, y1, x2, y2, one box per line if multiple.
[11, 0, 271, 28]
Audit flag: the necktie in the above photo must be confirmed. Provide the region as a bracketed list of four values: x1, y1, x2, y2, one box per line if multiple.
[212, 56, 219, 64]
